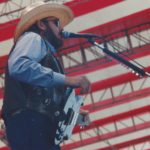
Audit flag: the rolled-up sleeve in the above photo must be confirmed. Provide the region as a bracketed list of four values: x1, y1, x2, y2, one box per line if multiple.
[8, 32, 65, 87]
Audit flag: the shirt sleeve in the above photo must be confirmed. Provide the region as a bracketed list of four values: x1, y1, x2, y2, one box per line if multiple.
[8, 32, 65, 87]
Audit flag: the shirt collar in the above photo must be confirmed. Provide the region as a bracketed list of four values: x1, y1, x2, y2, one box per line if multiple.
[44, 39, 57, 55]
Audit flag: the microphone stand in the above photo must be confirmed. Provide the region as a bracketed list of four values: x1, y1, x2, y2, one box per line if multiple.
[88, 38, 150, 77]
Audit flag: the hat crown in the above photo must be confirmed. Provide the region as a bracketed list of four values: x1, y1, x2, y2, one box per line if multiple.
[21, 1, 44, 17]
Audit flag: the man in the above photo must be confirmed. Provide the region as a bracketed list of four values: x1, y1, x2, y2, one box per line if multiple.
[2, 1, 90, 150]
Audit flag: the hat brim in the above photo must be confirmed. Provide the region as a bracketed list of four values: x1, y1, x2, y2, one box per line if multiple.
[15, 3, 74, 42]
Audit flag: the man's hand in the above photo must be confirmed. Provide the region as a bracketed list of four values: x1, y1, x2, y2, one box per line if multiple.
[64, 76, 90, 94]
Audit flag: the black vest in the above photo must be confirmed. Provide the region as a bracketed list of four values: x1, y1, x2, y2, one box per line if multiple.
[2, 41, 66, 120]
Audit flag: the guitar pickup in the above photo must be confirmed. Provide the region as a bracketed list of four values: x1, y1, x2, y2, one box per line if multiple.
[64, 108, 75, 125]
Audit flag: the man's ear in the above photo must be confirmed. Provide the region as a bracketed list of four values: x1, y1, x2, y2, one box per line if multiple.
[37, 20, 46, 31]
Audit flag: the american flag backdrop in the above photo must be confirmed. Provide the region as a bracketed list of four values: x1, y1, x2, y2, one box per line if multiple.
[0, 0, 150, 149]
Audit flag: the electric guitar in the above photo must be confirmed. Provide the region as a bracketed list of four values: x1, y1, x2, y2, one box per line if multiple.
[54, 88, 89, 145]
[54, 40, 150, 145]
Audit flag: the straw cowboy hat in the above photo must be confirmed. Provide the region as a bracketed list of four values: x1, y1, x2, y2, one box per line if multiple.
[14, 1, 74, 42]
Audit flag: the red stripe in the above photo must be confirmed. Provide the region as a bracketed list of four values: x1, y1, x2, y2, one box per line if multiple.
[0, 6, 149, 42]
[0, 147, 10, 150]
[62, 121, 150, 149]
[66, 44, 150, 76]
[65, 0, 123, 17]
[0, 67, 148, 99]
[61, 8, 150, 52]
[0, 87, 4, 99]
[0, 19, 19, 42]
[67, 104, 150, 149]
[0, 0, 8, 3]
[0, 43, 149, 75]
[0, 55, 8, 67]
[97, 135, 150, 150]
[75, 66, 150, 94]
[0, 55, 149, 99]
[73, 95, 150, 133]
[0, 0, 122, 41]
[83, 87, 150, 114]
[0, 55, 8, 74]
[82, 8, 150, 36]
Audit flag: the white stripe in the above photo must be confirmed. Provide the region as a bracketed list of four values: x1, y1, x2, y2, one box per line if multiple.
[0, 0, 73, 23]
[0, 39, 13, 56]
[65, 0, 150, 32]
[90, 96, 150, 121]
[72, 128, 150, 150]
[0, 100, 3, 109]
[85, 55, 150, 82]
[1, 0, 150, 56]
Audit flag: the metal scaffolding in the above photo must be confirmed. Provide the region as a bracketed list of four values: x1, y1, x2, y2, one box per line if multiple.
[0, 0, 150, 150]
[59, 21, 150, 149]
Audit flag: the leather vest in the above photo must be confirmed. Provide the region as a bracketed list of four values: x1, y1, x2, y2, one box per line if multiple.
[2, 41, 66, 120]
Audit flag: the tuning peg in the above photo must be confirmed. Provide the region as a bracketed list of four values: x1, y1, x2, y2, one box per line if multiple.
[135, 73, 139, 76]
[80, 126, 85, 129]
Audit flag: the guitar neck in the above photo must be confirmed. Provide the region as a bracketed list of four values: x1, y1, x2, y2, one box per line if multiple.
[103, 47, 146, 77]
[91, 40, 147, 77]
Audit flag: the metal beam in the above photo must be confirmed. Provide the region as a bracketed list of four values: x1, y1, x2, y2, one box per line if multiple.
[62, 121, 150, 149]
[60, 9, 150, 54]
[0, 0, 122, 18]
[0, 8, 149, 42]
[0, 43, 149, 76]
[66, 44, 150, 76]
[73, 105, 150, 134]
[97, 135, 150, 150]
[76, 66, 150, 94]
[0, 66, 149, 99]
[83, 86, 150, 116]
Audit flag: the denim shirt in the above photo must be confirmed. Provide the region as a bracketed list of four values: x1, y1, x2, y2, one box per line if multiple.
[8, 32, 65, 88]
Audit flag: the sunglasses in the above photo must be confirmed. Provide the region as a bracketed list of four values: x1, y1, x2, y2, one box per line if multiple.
[46, 18, 60, 28]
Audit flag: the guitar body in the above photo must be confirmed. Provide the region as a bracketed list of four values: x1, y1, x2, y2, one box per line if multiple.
[55, 89, 83, 145]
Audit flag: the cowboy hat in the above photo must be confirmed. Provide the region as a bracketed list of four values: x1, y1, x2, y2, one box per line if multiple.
[14, 1, 74, 42]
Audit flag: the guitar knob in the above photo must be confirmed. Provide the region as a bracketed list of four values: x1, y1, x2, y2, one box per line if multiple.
[58, 128, 63, 134]
[55, 111, 60, 117]
[63, 135, 69, 140]
[55, 134, 61, 140]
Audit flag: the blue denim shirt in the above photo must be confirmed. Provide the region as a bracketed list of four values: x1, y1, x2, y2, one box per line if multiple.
[8, 32, 65, 87]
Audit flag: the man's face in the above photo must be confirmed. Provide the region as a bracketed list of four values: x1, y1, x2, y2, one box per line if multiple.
[42, 17, 63, 49]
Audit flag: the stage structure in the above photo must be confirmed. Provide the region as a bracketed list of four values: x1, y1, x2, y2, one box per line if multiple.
[0, 0, 150, 149]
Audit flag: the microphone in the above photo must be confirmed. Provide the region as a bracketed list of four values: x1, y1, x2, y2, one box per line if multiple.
[61, 31, 101, 39]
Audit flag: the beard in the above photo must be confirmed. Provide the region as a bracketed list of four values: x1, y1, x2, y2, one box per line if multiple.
[42, 27, 63, 49]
